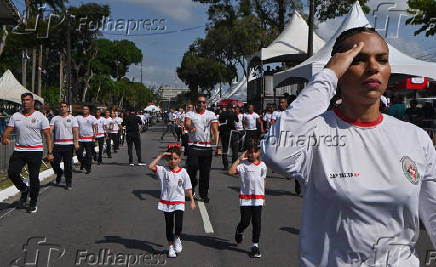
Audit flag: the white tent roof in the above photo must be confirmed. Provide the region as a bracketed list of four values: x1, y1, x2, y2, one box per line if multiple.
[0, 70, 44, 104]
[274, 2, 436, 87]
[249, 11, 325, 67]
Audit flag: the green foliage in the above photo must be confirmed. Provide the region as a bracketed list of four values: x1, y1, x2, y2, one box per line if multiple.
[314, 0, 370, 22]
[407, 0, 436, 36]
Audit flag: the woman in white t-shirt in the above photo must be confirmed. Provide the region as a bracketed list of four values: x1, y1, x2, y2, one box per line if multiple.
[148, 144, 196, 258]
[261, 27, 436, 266]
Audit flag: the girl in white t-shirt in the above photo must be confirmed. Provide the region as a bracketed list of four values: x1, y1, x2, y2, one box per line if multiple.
[148, 144, 196, 258]
[228, 139, 267, 258]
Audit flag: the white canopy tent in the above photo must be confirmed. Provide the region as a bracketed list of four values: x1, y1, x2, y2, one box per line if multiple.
[274, 2, 436, 88]
[249, 11, 325, 68]
[144, 105, 160, 112]
[0, 70, 44, 104]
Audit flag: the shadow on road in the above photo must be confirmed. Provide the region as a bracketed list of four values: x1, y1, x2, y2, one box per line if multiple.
[227, 186, 296, 197]
[280, 227, 300, 235]
[95, 235, 163, 254]
[132, 189, 160, 201]
[181, 234, 248, 255]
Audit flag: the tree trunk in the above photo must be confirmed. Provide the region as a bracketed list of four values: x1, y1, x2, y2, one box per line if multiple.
[38, 45, 43, 96]
[59, 53, 65, 90]
[22, 50, 27, 87]
[0, 26, 8, 57]
[31, 48, 36, 92]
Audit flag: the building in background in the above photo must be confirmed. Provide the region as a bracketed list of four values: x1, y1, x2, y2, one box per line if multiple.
[160, 86, 190, 101]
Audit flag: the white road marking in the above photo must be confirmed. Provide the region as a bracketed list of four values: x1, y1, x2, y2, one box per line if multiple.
[198, 202, 214, 234]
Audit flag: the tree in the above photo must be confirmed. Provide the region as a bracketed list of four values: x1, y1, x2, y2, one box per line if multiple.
[407, 0, 436, 36]
[177, 40, 236, 96]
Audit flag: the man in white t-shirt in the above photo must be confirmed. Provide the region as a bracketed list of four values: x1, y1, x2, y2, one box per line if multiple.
[104, 110, 113, 158]
[242, 104, 264, 150]
[109, 111, 123, 153]
[262, 104, 274, 132]
[50, 102, 79, 189]
[76, 105, 97, 174]
[1, 93, 53, 213]
[161, 108, 177, 140]
[93, 109, 107, 165]
[184, 94, 219, 203]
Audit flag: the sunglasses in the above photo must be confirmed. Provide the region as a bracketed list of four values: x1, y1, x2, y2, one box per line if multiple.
[197, 101, 207, 104]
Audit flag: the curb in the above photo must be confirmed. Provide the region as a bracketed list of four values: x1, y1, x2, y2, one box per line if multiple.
[0, 156, 79, 202]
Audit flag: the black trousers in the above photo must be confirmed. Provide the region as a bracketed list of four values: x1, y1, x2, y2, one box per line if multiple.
[181, 134, 189, 155]
[186, 146, 212, 199]
[109, 133, 119, 152]
[105, 135, 112, 157]
[77, 142, 93, 171]
[221, 131, 241, 169]
[244, 130, 259, 150]
[94, 137, 104, 163]
[126, 133, 142, 163]
[8, 151, 43, 205]
[52, 145, 73, 185]
[175, 126, 182, 141]
[237, 206, 262, 243]
[162, 123, 177, 139]
[164, 210, 184, 242]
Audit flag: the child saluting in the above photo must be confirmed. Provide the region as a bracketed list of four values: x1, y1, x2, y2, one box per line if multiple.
[148, 143, 196, 258]
[228, 139, 267, 258]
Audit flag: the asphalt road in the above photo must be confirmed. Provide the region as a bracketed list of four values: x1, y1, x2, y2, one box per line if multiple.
[0, 123, 434, 267]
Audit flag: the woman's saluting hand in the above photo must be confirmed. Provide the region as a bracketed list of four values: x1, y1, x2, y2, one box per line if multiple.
[325, 41, 365, 79]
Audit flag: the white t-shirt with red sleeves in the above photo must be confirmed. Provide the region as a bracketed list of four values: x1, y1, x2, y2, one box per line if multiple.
[243, 112, 260, 130]
[76, 115, 97, 142]
[185, 109, 218, 148]
[104, 117, 113, 132]
[111, 117, 123, 133]
[95, 117, 107, 139]
[235, 113, 244, 131]
[8, 111, 50, 152]
[154, 165, 192, 212]
[236, 160, 267, 206]
[50, 115, 78, 145]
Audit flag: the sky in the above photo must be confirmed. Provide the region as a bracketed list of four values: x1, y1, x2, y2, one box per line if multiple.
[10, 0, 436, 89]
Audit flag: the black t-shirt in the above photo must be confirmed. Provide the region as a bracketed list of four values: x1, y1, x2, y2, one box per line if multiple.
[219, 110, 238, 133]
[122, 114, 142, 134]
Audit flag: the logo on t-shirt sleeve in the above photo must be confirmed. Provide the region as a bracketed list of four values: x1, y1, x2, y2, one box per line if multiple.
[401, 156, 420, 185]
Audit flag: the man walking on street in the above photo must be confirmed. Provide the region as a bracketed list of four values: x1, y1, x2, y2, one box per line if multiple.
[219, 104, 239, 170]
[76, 106, 97, 174]
[50, 102, 79, 189]
[94, 109, 107, 165]
[122, 108, 146, 166]
[184, 94, 219, 203]
[110, 111, 122, 153]
[2, 93, 53, 213]
[104, 110, 113, 158]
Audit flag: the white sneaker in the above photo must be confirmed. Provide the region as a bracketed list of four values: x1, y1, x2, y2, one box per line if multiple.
[129, 163, 134, 166]
[174, 237, 182, 253]
[168, 245, 176, 258]
[137, 162, 147, 166]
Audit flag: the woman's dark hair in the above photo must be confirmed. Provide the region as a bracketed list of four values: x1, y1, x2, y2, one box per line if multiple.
[246, 138, 260, 152]
[331, 26, 384, 56]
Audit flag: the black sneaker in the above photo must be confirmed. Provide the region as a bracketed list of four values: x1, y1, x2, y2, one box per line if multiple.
[235, 231, 243, 244]
[80, 164, 84, 171]
[85, 169, 91, 174]
[19, 189, 29, 208]
[93, 155, 97, 161]
[55, 175, 61, 185]
[107, 155, 112, 158]
[249, 246, 261, 258]
[28, 205, 37, 213]
[65, 184, 72, 190]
